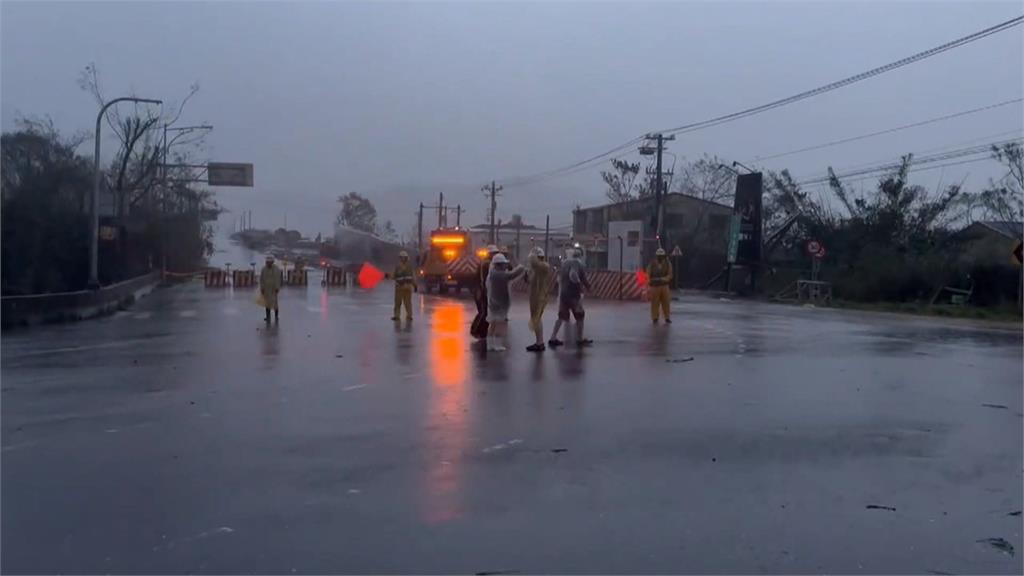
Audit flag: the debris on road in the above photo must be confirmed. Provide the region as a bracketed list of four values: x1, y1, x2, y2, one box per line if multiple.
[550, 448, 568, 454]
[335, 354, 344, 358]
[981, 403, 1009, 410]
[1008, 510, 1021, 516]
[866, 504, 897, 512]
[666, 357, 694, 363]
[976, 537, 1015, 556]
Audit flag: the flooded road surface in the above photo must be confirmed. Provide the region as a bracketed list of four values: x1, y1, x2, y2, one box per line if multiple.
[2, 282, 1021, 574]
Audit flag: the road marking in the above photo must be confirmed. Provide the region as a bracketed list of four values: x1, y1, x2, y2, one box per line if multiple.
[153, 526, 234, 551]
[343, 384, 367, 391]
[9, 337, 171, 357]
[179, 310, 197, 318]
[1, 441, 38, 453]
[482, 438, 523, 453]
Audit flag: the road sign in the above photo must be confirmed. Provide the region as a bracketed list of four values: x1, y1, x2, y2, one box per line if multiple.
[1014, 240, 1022, 266]
[208, 162, 254, 187]
[814, 246, 827, 259]
[671, 245, 683, 257]
[806, 240, 821, 256]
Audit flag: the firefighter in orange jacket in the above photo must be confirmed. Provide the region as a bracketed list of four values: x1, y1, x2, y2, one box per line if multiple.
[647, 248, 673, 324]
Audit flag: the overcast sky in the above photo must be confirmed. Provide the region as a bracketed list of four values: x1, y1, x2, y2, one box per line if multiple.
[2, 1, 1022, 237]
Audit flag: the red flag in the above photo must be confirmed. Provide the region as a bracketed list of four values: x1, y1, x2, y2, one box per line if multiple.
[357, 262, 386, 289]
[636, 269, 649, 287]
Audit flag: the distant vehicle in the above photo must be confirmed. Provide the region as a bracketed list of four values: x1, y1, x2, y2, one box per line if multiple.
[419, 228, 483, 294]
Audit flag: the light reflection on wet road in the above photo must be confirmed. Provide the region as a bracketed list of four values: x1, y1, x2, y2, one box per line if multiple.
[1, 280, 1021, 574]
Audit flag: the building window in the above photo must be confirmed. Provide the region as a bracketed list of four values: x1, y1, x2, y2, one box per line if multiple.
[627, 230, 640, 247]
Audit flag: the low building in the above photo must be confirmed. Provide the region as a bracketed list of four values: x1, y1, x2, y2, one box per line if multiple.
[571, 193, 733, 286]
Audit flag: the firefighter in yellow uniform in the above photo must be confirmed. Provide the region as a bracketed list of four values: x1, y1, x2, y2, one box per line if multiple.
[647, 248, 673, 324]
[392, 251, 415, 321]
[259, 255, 282, 323]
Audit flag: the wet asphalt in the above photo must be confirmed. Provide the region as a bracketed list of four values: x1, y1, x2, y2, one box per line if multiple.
[2, 280, 1022, 574]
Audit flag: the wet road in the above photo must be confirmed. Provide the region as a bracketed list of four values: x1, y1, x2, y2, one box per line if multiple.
[2, 281, 1022, 574]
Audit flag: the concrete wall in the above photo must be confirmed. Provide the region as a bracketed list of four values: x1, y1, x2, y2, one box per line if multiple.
[1, 272, 160, 329]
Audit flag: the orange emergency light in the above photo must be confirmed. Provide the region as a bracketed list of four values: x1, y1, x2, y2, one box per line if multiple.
[442, 248, 458, 260]
[431, 235, 465, 246]
[476, 248, 488, 258]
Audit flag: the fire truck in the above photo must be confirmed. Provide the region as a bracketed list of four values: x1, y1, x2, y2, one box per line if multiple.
[418, 228, 487, 294]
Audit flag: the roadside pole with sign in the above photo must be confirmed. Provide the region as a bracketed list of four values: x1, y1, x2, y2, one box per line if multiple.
[670, 245, 682, 289]
[807, 239, 826, 281]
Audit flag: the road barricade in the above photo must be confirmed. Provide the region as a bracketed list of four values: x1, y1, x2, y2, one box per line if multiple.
[322, 267, 347, 287]
[204, 269, 228, 287]
[587, 269, 644, 300]
[510, 269, 643, 300]
[286, 269, 308, 286]
[232, 269, 256, 288]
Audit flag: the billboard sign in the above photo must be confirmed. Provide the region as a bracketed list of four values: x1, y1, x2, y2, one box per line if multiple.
[208, 163, 254, 187]
[726, 215, 741, 264]
[732, 172, 763, 265]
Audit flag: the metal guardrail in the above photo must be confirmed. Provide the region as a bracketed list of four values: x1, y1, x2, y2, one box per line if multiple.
[1, 271, 161, 328]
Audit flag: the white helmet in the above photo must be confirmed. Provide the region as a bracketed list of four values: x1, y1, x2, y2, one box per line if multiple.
[486, 244, 499, 254]
[532, 247, 545, 258]
[491, 253, 508, 265]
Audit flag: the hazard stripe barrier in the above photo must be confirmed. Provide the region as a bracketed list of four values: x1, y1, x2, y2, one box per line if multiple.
[232, 270, 256, 288]
[586, 269, 644, 300]
[285, 269, 308, 286]
[204, 269, 228, 287]
[448, 256, 479, 276]
[512, 269, 644, 300]
[322, 267, 347, 287]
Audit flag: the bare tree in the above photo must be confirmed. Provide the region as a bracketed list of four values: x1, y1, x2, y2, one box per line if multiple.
[672, 155, 736, 247]
[78, 63, 203, 217]
[975, 142, 1024, 224]
[601, 158, 641, 203]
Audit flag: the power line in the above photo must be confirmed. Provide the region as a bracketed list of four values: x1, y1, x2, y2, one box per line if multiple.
[796, 137, 1022, 186]
[823, 128, 1023, 175]
[750, 97, 1023, 163]
[498, 15, 1022, 189]
[809, 156, 996, 188]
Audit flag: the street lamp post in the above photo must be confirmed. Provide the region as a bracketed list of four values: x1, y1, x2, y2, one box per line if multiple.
[160, 124, 213, 274]
[90, 96, 162, 288]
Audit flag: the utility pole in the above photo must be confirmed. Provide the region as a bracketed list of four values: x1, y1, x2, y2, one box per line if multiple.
[437, 192, 444, 228]
[482, 180, 502, 244]
[639, 133, 675, 248]
[544, 215, 550, 257]
[417, 203, 424, 257]
[515, 220, 522, 261]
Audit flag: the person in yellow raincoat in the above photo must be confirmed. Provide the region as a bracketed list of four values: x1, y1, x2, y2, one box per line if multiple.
[646, 247, 673, 324]
[259, 255, 282, 322]
[525, 247, 551, 352]
[392, 251, 415, 321]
